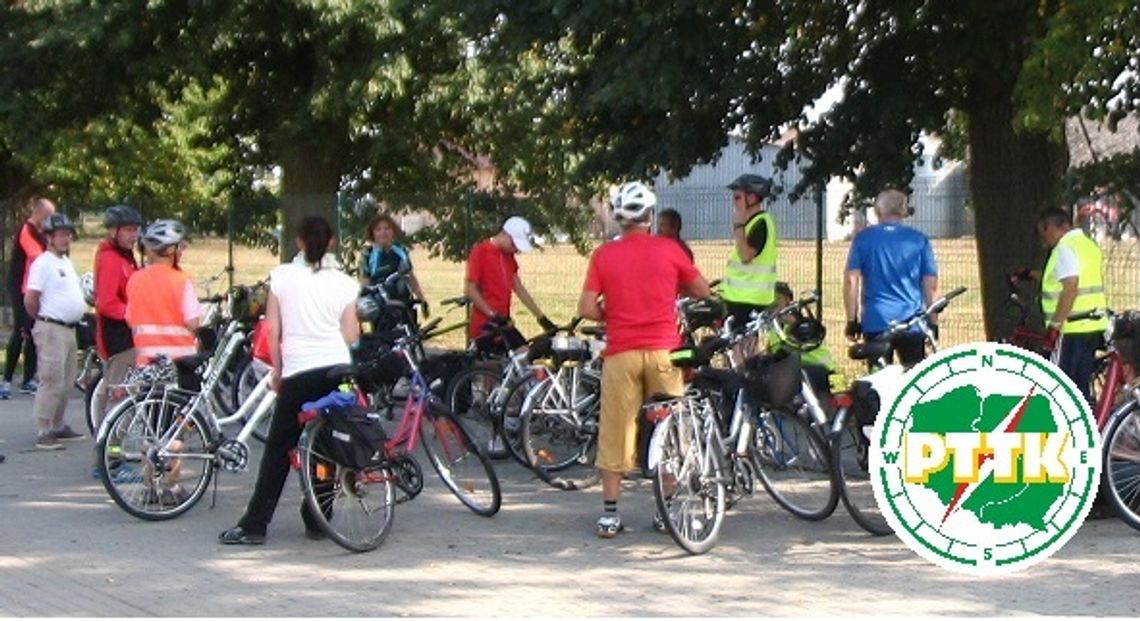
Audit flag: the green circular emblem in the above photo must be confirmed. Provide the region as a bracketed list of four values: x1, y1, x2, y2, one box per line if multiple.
[871, 342, 1101, 575]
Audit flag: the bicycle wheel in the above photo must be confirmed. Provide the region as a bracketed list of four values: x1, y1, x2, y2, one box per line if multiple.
[420, 402, 502, 516]
[652, 403, 726, 555]
[445, 364, 503, 458]
[520, 370, 601, 491]
[501, 374, 540, 466]
[233, 357, 272, 442]
[750, 407, 838, 520]
[1102, 402, 1140, 531]
[85, 372, 105, 436]
[96, 390, 213, 521]
[297, 417, 397, 552]
[832, 411, 893, 535]
[212, 345, 249, 416]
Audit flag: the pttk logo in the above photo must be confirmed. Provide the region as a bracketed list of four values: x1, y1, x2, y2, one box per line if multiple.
[871, 343, 1101, 575]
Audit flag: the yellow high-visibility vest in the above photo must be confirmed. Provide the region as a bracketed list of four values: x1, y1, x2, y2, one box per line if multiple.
[723, 212, 777, 306]
[1041, 231, 1107, 334]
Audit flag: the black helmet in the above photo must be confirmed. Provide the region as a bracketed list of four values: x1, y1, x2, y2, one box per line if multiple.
[727, 174, 773, 200]
[103, 204, 144, 228]
[786, 316, 826, 350]
[43, 213, 76, 234]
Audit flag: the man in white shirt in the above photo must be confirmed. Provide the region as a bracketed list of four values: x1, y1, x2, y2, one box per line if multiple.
[25, 214, 88, 450]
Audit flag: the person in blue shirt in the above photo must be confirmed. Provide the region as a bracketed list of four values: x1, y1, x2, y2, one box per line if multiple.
[843, 189, 939, 365]
[358, 213, 428, 312]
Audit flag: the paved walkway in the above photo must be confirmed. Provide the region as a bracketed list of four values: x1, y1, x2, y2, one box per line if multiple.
[0, 393, 1137, 617]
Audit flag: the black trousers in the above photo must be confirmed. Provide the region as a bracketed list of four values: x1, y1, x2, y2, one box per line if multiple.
[864, 330, 927, 367]
[238, 365, 341, 535]
[4, 292, 37, 384]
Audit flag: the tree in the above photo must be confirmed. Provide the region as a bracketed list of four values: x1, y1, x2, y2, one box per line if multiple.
[470, 0, 1140, 336]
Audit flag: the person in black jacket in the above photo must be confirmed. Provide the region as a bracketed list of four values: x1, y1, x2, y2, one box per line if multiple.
[3, 197, 54, 399]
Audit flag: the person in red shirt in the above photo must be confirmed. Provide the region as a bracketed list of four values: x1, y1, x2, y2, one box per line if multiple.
[90, 205, 143, 427]
[3, 197, 54, 399]
[464, 216, 556, 350]
[579, 182, 710, 538]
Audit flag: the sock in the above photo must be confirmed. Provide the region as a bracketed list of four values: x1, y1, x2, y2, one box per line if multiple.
[604, 500, 618, 516]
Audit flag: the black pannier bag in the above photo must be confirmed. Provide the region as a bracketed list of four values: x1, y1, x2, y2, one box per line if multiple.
[743, 349, 802, 409]
[320, 406, 389, 470]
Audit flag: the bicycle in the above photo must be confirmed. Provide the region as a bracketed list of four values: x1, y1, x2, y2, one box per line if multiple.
[94, 353, 278, 520]
[828, 286, 967, 536]
[295, 318, 501, 551]
[518, 324, 606, 491]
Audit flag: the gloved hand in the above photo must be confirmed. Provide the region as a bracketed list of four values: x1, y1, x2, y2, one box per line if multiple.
[845, 320, 862, 340]
[419, 300, 431, 318]
[487, 313, 511, 329]
[538, 315, 558, 333]
[1044, 326, 1060, 353]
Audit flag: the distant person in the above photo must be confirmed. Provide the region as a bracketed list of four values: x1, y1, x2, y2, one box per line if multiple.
[656, 208, 693, 261]
[579, 182, 709, 538]
[464, 216, 556, 350]
[358, 213, 428, 314]
[722, 174, 778, 328]
[843, 189, 939, 365]
[125, 220, 201, 366]
[24, 214, 87, 450]
[220, 216, 359, 545]
[3, 197, 54, 399]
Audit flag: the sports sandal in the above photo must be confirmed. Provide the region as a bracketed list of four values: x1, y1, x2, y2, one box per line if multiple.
[652, 512, 669, 534]
[595, 515, 624, 539]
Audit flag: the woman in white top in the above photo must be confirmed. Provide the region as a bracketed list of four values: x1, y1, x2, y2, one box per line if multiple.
[220, 216, 359, 545]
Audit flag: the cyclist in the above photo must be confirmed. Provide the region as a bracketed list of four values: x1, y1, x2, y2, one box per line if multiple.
[578, 181, 710, 538]
[1036, 207, 1107, 404]
[220, 216, 359, 545]
[656, 208, 693, 262]
[25, 214, 87, 450]
[358, 213, 428, 317]
[125, 220, 201, 366]
[2, 196, 53, 399]
[91, 205, 143, 425]
[464, 216, 556, 350]
[843, 189, 939, 365]
[722, 174, 778, 328]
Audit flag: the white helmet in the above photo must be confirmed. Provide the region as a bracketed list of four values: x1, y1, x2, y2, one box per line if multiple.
[80, 272, 95, 306]
[142, 219, 186, 251]
[610, 182, 657, 221]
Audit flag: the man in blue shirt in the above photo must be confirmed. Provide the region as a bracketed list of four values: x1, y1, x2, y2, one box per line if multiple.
[843, 189, 939, 365]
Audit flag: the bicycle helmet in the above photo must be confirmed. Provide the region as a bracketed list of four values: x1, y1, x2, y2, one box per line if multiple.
[80, 272, 95, 306]
[727, 174, 773, 200]
[141, 219, 186, 251]
[355, 295, 381, 323]
[610, 182, 657, 221]
[43, 213, 76, 234]
[103, 204, 144, 228]
[785, 315, 827, 351]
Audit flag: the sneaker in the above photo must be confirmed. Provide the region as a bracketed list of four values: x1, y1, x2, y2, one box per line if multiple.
[160, 484, 192, 506]
[595, 514, 624, 539]
[35, 432, 63, 451]
[0, 381, 10, 400]
[652, 512, 669, 534]
[108, 465, 143, 485]
[52, 425, 85, 441]
[20, 380, 39, 394]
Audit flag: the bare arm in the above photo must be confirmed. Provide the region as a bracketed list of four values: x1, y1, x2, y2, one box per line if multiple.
[680, 275, 711, 299]
[340, 302, 360, 345]
[1051, 276, 1079, 328]
[578, 290, 604, 321]
[843, 269, 861, 322]
[464, 281, 498, 318]
[922, 275, 939, 324]
[513, 274, 544, 319]
[24, 290, 41, 318]
[408, 272, 427, 303]
[266, 292, 283, 390]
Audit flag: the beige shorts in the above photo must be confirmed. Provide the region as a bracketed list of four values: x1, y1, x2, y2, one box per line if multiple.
[595, 349, 683, 473]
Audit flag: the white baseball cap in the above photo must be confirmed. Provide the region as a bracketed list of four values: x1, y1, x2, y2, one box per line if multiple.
[502, 216, 536, 252]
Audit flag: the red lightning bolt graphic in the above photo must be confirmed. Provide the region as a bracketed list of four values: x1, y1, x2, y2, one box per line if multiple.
[939, 386, 1036, 526]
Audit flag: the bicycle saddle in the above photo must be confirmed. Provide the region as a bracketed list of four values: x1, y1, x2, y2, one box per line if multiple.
[849, 341, 892, 361]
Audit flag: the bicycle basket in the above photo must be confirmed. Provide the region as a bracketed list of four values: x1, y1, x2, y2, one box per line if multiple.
[742, 349, 802, 409]
[228, 283, 269, 322]
[318, 406, 388, 470]
[1112, 311, 1140, 367]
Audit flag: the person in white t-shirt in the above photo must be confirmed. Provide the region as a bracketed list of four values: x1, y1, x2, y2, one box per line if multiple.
[24, 214, 88, 450]
[220, 216, 360, 545]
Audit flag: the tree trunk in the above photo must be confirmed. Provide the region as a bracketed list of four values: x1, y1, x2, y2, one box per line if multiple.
[278, 150, 342, 262]
[966, 64, 1069, 339]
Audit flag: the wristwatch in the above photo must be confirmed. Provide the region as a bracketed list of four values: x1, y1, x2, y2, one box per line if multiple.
[732, 222, 746, 229]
